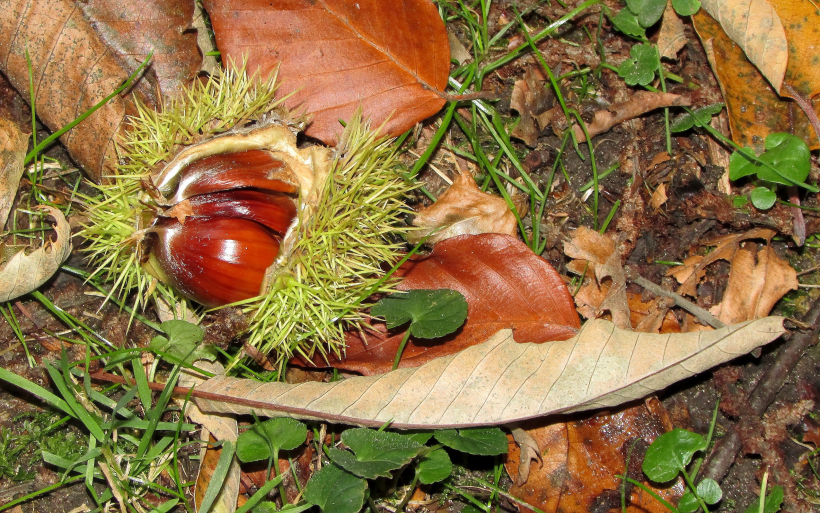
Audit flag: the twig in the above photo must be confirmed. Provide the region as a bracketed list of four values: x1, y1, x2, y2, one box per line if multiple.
[624, 266, 726, 329]
[699, 297, 820, 483]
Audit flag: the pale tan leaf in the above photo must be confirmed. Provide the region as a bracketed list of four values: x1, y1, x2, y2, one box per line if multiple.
[657, 0, 687, 59]
[0, 117, 26, 228]
[408, 172, 517, 245]
[191, 317, 785, 428]
[0, 206, 72, 302]
[700, 0, 788, 92]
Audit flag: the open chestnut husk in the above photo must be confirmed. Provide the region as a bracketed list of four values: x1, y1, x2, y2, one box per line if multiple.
[81, 66, 412, 365]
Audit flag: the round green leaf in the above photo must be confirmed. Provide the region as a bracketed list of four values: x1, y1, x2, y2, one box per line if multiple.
[418, 448, 452, 484]
[236, 418, 307, 463]
[626, 0, 666, 26]
[642, 429, 706, 482]
[434, 428, 508, 456]
[328, 429, 424, 479]
[611, 9, 646, 38]
[697, 478, 723, 504]
[304, 463, 367, 513]
[678, 491, 699, 513]
[618, 44, 657, 86]
[750, 187, 777, 210]
[371, 289, 468, 339]
[672, 0, 700, 16]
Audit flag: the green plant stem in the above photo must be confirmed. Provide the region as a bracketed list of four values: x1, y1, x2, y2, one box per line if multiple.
[470, 477, 549, 513]
[691, 399, 720, 479]
[397, 470, 420, 512]
[618, 476, 680, 513]
[24, 51, 154, 165]
[0, 475, 85, 512]
[392, 330, 413, 371]
[680, 467, 710, 513]
[655, 46, 672, 155]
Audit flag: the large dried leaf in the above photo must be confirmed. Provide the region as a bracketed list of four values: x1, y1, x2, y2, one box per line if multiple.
[0, 206, 72, 302]
[0, 0, 138, 182]
[0, 117, 26, 228]
[203, 0, 450, 145]
[191, 317, 785, 428]
[407, 172, 517, 245]
[700, 0, 788, 92]
[327, 234, 579, 375]
[80, 0, 201, 102]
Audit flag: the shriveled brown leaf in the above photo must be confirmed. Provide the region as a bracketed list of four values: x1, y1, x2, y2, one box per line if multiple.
[700, 0, 788, 92]
[510, 68, 554, 147]
[506, 402, 684, 513]
[80, 0, 201, 101]
[448, 30, 472, 65]
[0, 0, 139, 182]
[0, 206, 72, 302]
[326, 233, 579, 375]
[649, 182, 668, 210]
[572, 92, 691, 143]
[628, 292, 681, 334]
[657, 0, 687, 60]
[0, 117, 26, 228]
[203, 0, 450, 146]
[191, 317, 785, 428]
[408, 172, 517, 245]
[565, 227, 632, 329]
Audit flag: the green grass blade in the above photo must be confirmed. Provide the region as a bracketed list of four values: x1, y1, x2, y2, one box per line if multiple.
[132, 357, 153, 411]
[0, 366, 74, 417]
[197, 440, 236, 513]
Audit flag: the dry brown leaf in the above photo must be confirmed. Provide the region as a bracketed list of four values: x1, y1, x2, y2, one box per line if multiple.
[628, 292, 682, 334]
[408, 172, 517, 245]
[657, 0, 687, 60]
[0, 117, 26, 228]
[0, 206, 72, 302]
[572, 92, 691, 143]
[0, 0, 138, 182]
[649, 183, 668, 210]
[506, 402, 684, 513]
[510, 68, 554, 147]
[700, 0, 788, 92]
[565, 227, 632, 329]
[80, 0, 201, 101]
[448, 30, 472, 65]
[191, 317, 785, 428]
[203, 0, 450, 146]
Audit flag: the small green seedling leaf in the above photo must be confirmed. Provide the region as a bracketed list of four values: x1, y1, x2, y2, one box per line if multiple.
[236, 418, 307, 463]
[697, 478, 723, 504]
[418, 448, 452, 484]
[626, 0, 666, 26]
[643, 429, 707, 482]
[434, 428, 508, 456]
[742, 485, 783, 513]
[371, 289, 468, 339]
[750, 186, 777, 210]
[406, 431, 434, 444]
[678, 491, 700, 513]
[327, 428, 424, 479]
[672, 0, 701, 15]
[611, 8, 646, 37]
[670, 103, 724, 132]
[304, 462, 367, 513]
[149, 320, 216, 364]
[618, 44, 657, 86]
[729, 133, 811, 186]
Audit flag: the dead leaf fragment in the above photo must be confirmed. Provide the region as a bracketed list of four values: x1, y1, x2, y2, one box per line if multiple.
[510, 68, 554, 147]
[0, 206, 72, 302]
[204, 0, 450, 145]
[565, 227, 632, 329]
[572, 92, 691, 143]
[408, 172, 517, 244]
[657, 0, 687, 60]
[192, 317, 786, 428]
[649, 183, 668, 210]
[448, 31, 472, 65]
[0, 117, 26, 228]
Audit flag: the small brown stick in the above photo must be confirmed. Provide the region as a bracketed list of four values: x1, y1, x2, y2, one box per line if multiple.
[699, 297, 820, 484]
[624, 266, 726, 329]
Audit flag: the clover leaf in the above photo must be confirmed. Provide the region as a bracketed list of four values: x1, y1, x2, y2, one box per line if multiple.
[618, 44, 657, 86]
[149, 320, 216, 365]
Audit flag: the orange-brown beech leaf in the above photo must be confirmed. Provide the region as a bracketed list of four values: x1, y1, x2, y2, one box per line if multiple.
[0, 0, 139, 182]
[202, 0, 450, 146]
[628, 292, 681, 334]
[505, 401, 684, 513]
[79, 0, 201, 102]
[329, 234, 579, 375]
[565, 227, 631, 329]
[407, 172, 518, 245]
[191, 317, 785, 428]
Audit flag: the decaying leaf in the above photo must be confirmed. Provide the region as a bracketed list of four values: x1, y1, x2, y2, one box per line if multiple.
[572, 92, 691, 143]
[0, 206, 72, 302]
[0, 117, 26, 228]
[0, 0, 139, 182]
[203, 0, 450, 146]
[669, 228, 798, 325]
[408, 172, 517, 245]
[506, 401, 684, 513]
[191, 317, 785, 428]
[657, 0, 687, 60]
[565, 227, 632, 329]
[325, 234, 579, 375]
[510, 68, 555, 147]
[700, 0, 788, 92]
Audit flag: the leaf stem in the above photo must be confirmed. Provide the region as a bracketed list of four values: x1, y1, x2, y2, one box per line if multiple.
[392, 330, 413, 371]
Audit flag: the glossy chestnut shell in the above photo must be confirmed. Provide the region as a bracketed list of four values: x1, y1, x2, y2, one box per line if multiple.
[146, 149, 299, 307]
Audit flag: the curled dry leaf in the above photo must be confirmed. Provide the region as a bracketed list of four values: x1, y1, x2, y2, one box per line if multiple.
[326, 234, 579, 375]
[657, 0, 687, 60]
[0, 117, 26, 228]
[565, 227, 632, 329]
[203, 0, 450, 146]
[191, 317, 785, 428]
[572, 92, 691, 143]
[408, 172, 517, 245]
[510, 68, 555, 147]
[0, 206, 72, 302]
[0, 0, 138, 182]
